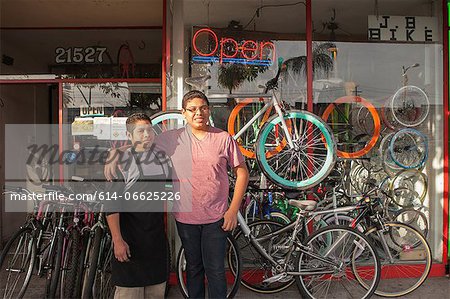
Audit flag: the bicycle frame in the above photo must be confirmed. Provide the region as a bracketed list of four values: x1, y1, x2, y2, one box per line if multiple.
[237, 210, 351, 279]
[232, 93, 295, 149]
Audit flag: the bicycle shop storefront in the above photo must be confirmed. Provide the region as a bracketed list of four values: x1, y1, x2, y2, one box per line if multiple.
[0, 0, 448, 295]
[164, 0, 449, 277]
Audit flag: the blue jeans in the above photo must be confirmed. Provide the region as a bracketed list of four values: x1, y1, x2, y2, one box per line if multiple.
[176, 219, 228, 299]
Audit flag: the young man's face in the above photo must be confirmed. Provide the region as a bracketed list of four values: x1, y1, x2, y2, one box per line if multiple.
[182, 97, 210, 130]
[127, 120, 155, 151]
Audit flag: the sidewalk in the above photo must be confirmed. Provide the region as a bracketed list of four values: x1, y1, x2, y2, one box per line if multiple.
[166, 277, 450, 299]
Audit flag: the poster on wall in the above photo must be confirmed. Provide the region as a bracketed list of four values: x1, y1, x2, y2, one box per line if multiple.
[93, 117, 111, 140]
[368, 15, 437, 42]
[71, 118, 94, 136]
[110, 117, 128, 140]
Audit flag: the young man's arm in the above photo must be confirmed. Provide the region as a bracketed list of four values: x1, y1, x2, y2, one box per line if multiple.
[104, 145, 132, 181]
[222, 163, 249, 231]
[106, 213, 131, 262]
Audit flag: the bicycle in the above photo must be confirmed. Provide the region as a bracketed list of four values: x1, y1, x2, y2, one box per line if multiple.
[152, 58, 337, 190]
[176, 204, 381, 298]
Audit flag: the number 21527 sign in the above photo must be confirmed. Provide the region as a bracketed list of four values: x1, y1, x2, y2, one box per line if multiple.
[55, 47, 107, 64]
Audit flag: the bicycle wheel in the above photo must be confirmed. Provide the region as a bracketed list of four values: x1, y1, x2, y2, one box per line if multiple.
[389, 169, 427, 207]
[389, 128, 428, 169]
[256, 110, 336, 190]
[390, 85, 429, 127]
[46, 229, 64, 299]
[0, 227, 36, 299]
[60, 228, 81, 299]
[321, 96, 381, 158]
[295, 225, 380, 299]
[176, 235, 241, 298]
[356, 222, 431, 297]
[92, 237, 114, 299]
[394, 208, 429, 239]
[150, 110, 186, 133]
[232, 220, 295, 293]
[81, 226, 103, 299]
[227, 99, 276, 159]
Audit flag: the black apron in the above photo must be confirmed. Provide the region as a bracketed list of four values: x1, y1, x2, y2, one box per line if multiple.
[111, 148, 169, 287]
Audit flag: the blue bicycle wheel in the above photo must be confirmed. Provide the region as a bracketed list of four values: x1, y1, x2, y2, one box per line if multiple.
[150, 110, 186, 133]
[389, 128, 428, 169]
[255, 110, 336, 190]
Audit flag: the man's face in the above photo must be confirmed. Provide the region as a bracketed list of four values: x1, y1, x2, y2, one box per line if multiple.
[182, 97, 210, 130]
[127, 120, 154, 151]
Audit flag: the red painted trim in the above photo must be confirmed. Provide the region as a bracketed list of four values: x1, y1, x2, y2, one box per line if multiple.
[306, 0, 313, 112]
[162, 0, 167, 112]
[58, 83, 63, 184]
[443, 0, 449, 267]
[167, 263, 446, 285]
[1, 26, 162, 30]
[0, 78, 161, 84]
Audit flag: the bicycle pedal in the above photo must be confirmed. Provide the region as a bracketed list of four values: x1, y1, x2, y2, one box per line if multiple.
[262, 272, 287, 284]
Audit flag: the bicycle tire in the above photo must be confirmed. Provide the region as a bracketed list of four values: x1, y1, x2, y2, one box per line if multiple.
[389, 128, 428, 169]
[176, 235, 241, 298]
[150, 110, 186, 133]
[394, 208, 429, 239]
[232, 220, 295, 293]
[92, 237, 114, 299]
[227, 99, 277, 159]
[356, 222, 431, 297]
[295, 225, 381, 299]
[0, 227, 36, 299]
[60, 228, 81, 298]
[321, 96, 381, 158]
[390, 85, 429, 127]
[81, 226, 103, 299]
[47, 229, 64, 298]
[256, 110, 336, 190]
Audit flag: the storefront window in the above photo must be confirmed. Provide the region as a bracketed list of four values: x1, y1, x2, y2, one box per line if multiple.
[0, 29, 162, 78]
[312, 0, 444, 261]
[167, 0, 445, 263]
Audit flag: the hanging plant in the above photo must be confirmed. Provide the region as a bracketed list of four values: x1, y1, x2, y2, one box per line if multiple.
[218, 63, 268, 94]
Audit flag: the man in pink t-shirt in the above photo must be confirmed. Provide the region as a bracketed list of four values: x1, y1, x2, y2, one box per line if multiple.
[164, 90, 248, 299]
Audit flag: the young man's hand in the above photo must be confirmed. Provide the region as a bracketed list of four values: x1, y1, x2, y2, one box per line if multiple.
[222, 208, 238, 231]
[113, 238, 131, 262]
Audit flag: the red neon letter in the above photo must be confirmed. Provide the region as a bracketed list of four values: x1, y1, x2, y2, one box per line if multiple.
[241, 40, 258, 60]
[220, 38, 238, 63]
[259, 41, 276, 62]
[192, 28, 218, 57]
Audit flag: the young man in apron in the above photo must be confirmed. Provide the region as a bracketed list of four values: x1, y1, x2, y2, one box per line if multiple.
[106, 113, 170, 299]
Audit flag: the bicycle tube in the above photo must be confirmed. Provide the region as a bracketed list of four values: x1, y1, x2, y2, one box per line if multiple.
[227, 99, 276, 159]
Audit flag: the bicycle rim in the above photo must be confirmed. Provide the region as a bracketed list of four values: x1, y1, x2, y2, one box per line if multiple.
[356, 222, 431, 297]
[0, 227, 36, 299]
[389, 128, 428, 169]
[256, 110, 336, 190]
[390, 85, 429, 127]
[295, 225, 380, 299]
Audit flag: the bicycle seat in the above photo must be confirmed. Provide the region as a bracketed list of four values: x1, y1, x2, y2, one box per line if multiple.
[284, 191, 302, 199]
[288, 200, 317, 211]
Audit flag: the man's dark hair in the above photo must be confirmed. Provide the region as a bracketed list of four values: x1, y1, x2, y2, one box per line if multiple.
[126, 113, 151, 133]
[182, 90, 210, 109]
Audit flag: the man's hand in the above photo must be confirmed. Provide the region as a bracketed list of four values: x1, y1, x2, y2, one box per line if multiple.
[113, 238, 131, 262]
[104, 148, 125, 181]
[222, 208, 238, 231]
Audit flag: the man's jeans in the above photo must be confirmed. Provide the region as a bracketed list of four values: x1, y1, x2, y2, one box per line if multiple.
[176, 219, 228, 299]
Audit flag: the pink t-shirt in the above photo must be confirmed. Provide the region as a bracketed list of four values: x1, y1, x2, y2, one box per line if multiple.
[155, 126, 244, 224]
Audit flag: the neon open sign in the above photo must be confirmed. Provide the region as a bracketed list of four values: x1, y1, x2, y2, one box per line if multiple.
[192, 28, 276, 66]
